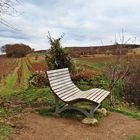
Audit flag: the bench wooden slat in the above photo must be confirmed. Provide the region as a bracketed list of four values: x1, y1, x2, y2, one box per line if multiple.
[94, 91, 109, 102]
[65, 89, 99, 101]
[49, 76, 71, 83]
[85, 89, 101, 98]
[47, 68, 68, 74]
[48, 73, 70, 81]
[60, 88, 80, 99]
[86, 89, 103, 100]
[52, 83, 75, 91]
[50, 78, 71, 87]
[58, 87, 79, 97]
[96, 91, 110, 103]
[51, 81, 73, 90]
[65, 89, 106, 102]
[48, 71, 69, 77]
[53, 84, 75, 93]
[48, 73, 69, 79]
[89, 90, 106, 101]
[93, 91, 108, 101]
[64, 93, 78, 101]
[80, 90, 97, 98]
[55, 85, 77, 95]
[62, 89, 80, 100]
[70, 89, 99, 100]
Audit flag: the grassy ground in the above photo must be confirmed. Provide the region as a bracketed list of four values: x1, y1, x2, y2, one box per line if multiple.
[0, 86, 140, 139]
[74, 58, 104, 70]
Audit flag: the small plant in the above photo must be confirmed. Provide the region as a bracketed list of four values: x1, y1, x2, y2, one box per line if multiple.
[128, 136, 140, 140]
[0, 122, 12, 140]
[46, 32, 73, 71]
[28, 71, 49, 88]
[71, 66, 97, 83]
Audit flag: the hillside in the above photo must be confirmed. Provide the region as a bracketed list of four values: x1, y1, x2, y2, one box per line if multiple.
[66, 44, 140, 57]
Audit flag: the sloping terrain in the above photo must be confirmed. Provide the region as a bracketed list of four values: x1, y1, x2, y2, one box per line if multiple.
[66, 44, 140, 57]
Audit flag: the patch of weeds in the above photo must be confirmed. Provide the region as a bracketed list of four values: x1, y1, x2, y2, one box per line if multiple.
[103, 101, 140, 120]
[0, 121, 12, 140]
[75, 75, 106, 91]
[77, 83, 91, 91]
[0, 108, 21, 119]
[36, 106, 85, 120]
[100, 100, 140, 120]
[75, 59, 104, 70]
[2, 87, 53, 106]
[37, 107, 56, 116]
[128, 136, 140, 140]
[0, 107, 24, 140]
[101, 100, 110, 109]
[110, 107, 140, 120]
[20, 87, 53, 105]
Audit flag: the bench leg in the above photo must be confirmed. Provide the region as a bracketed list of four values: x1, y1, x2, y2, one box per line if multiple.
[54, 98, 101, 118]
[90, 103, 101, 117]
[57, 104, 92, 117]
[54, 96, 59, 113]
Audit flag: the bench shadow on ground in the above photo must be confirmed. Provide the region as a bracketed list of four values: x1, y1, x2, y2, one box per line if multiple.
[35, 104, 104, 121]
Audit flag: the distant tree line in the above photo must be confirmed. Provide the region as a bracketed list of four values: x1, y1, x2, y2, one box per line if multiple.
[1, 43, 33, 57]
[66, 44, 140, 57]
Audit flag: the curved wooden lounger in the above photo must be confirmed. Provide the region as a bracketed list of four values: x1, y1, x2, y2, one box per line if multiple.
[47, 68, 110, 118]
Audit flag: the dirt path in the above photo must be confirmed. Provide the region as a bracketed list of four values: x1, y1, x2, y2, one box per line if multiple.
[12, 112, 140, 140]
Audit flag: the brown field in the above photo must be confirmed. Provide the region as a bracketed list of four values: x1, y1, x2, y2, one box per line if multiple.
[0, 57, 18, 80]
[0, 55, 48, 93]
[0, 53, 139, 93]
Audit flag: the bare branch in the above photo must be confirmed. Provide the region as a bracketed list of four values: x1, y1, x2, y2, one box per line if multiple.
[0, 0, 20, 30]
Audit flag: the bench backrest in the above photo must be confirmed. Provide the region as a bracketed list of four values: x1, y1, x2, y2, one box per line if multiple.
[47, 68, 80, 101]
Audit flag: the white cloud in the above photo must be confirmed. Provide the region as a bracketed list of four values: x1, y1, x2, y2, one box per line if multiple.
[0, 0, 140, 50]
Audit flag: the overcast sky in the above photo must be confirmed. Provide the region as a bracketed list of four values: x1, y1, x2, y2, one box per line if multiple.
[0, 0, 140, 50]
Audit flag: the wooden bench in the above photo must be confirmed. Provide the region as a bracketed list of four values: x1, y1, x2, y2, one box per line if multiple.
[47, 68, 110, 118]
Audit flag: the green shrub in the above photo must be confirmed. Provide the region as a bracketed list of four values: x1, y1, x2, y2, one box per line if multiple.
[46, 33, 73, 71]
[28, 71, 49, 88]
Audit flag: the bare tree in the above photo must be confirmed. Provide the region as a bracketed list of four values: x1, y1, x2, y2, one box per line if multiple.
[0, 0, 19, 29]
[117, 29, 132, 55]
[104, 29, 135, 106]
[104, 60, 130, 106]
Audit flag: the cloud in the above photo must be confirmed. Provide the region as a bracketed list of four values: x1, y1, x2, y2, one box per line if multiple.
[0, 0, 140, 50]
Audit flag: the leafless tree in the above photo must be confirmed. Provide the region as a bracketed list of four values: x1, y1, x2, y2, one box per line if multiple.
[0, 0, 19, 30]
[104, 29, 135, 106]
[104, 60, 130, 106]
